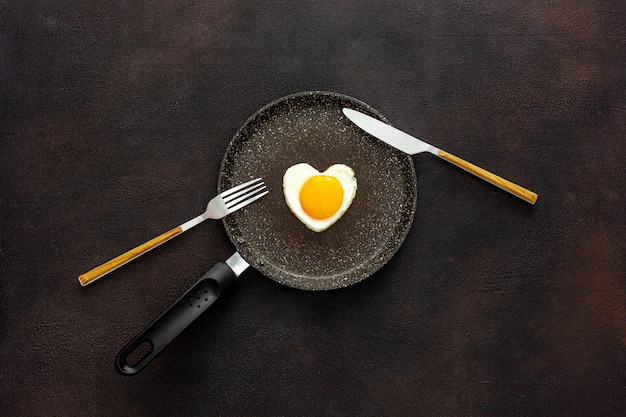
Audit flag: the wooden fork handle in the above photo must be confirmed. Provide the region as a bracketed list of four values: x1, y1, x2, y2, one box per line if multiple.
[437, 150, 538, 204]
[78, 226, 183, 286]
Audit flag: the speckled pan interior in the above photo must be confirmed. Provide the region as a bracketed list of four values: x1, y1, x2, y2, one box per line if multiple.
[218, 91, 417, 290]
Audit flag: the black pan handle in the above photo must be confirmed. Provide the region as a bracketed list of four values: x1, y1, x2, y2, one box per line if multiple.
[115, 262, 237, 376]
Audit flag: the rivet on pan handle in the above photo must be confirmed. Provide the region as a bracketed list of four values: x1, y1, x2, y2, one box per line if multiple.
[115, 254, 248, 376]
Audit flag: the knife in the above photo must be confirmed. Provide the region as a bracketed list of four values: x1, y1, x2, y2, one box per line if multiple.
[115, 252, 249, 376]
[343, 108, 538, 204]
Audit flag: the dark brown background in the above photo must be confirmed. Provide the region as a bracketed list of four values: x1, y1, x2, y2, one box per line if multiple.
[2, 1, 625, 416]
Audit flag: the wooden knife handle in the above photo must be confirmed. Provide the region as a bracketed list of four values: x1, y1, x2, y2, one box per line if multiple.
[78, 226, 183, 286]
[437, 150, 538, 204]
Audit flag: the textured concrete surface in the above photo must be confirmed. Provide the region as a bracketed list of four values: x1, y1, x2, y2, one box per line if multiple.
[2, 1, 625, 416]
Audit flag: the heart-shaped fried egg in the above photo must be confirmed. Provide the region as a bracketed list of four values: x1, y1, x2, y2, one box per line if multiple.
[283, 163, 357, 232]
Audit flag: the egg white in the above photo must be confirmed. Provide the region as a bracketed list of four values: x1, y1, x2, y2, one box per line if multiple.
[283, 163, 357, 232]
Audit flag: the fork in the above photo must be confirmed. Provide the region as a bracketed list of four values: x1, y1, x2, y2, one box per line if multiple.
[78, 178, 267, 287]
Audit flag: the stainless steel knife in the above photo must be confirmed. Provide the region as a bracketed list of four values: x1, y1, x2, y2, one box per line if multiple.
[343, 108, 538, 204]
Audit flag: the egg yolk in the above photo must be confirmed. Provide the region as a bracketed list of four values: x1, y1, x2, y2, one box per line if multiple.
[299, 175, 344, 220]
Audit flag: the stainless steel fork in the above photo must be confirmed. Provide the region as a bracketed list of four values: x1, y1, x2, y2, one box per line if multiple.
[78, 178, 267, 286]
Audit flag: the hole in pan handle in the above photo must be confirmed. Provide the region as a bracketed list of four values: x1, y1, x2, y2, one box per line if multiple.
[115, 254, 247, 376]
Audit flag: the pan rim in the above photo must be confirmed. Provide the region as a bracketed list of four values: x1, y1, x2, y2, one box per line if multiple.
[218, 91, 417, 290]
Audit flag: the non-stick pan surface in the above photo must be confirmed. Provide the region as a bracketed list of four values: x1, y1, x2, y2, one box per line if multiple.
[219, 91, 417, 290]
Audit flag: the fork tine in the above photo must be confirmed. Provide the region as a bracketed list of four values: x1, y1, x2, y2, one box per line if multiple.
[220, 178, 263, 199]
[220, 181, 265, 204]
[226, 189, 269, 213]
[224, 181, 266, 206]
[225, 182, 267, 207]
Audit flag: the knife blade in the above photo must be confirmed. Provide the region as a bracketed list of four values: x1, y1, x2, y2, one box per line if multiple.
[343, 108, 538, 204]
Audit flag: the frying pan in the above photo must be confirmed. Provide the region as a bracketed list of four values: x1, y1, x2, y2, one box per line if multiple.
[115, 91, 417, 375]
